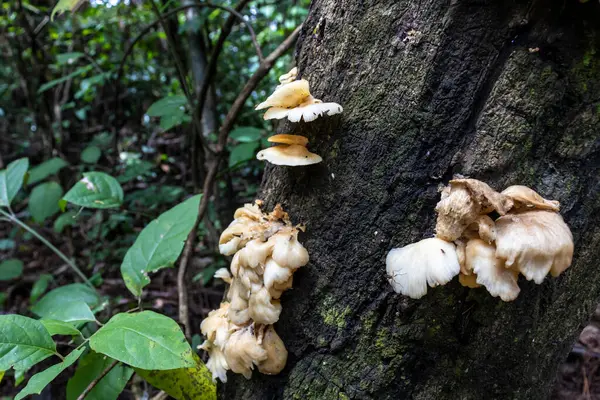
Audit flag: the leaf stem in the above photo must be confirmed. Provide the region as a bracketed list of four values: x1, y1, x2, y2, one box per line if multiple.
[0, 208, 94, 288]
[76, 359, 119, 400]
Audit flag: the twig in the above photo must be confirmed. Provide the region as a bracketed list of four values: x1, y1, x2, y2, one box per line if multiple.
[176, 25, 302, 338]
[76, 360, 119, 400]
[0, 208, 93, 288]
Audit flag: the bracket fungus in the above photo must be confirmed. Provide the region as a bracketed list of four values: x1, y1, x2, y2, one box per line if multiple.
[200, 202, 306, 382]
[256, 68, 343, 123]
[386, 178, 574, 302]
[257, 134, 322, 166]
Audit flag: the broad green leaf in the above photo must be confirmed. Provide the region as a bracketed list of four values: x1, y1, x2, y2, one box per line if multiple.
[28, 158, 69, 185]
[53, 211, 78, 233]
[159, 112, 190, 131]
[30, 274, 53, 304]
[0, 259, 24, 280]
[229, 142, 259, 167]
[63, 172, 123, 209]
[229, 127, 263, 143]
[28, 182, 63, 223]
[56, 52, 84, 65]
[0, 369, 4, 383]
[40, 320, 81, 337]
[0, 239, 15, 250]
[146, 95, 187, 117]
[38, 65, 93, 93]
[0, 158, 29, 207]
[32, 284, 99, 322]
[67, 352, 133, 400]
[36, 302, 95, 323]
[0, 315, 57, 371]
[120, 195, 201, 297]
[81, 146, 102, 164]
[136, 352, 215, 400]
[14, 347, 85, 400]
[15, 367, 26, 386]
[89, 311, 195, 370]
[50, 0, 86, 20]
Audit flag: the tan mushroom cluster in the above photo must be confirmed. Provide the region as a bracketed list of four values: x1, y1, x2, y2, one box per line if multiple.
[254, 68, 343, 167]
[386, 180, 574, 301]
[200, 202, 309, 382]
[255, 67, 343, 123]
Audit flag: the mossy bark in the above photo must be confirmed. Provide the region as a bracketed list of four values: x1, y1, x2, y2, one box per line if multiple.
[223, 0, 600, 398]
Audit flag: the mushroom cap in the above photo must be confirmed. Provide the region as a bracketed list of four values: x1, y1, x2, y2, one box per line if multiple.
[237, 239, 274, 269]
[466, 239, 520, 301]
[233, 203, 264, 221]
[257, 325, 288, 375]
[278, 67, 298, 85]
[287, 101, 343, 123]
[264, 258, 293, 291]
[248, 286, 282, 325]
[255, 79, 311, 110]
[214, 268, 232, 284]
[200, 303, 232, 348]
[435, 179, 512, 241]
[501, 185, 560, 212]
[386, 238, 460, 299]
[224, 327, 268, 380]
[268, 230, 310, 270]
[200, 340, 229, 383]
[256, 145, 322, 166]
[269, 275, 293, 299]
[464, 215, 497, 244]
[268, 134, 309, 146]
[495, 210, 574, 284]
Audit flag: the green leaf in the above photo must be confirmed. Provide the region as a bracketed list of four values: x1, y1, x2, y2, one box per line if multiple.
[30, 274, 53, 304]
[81, 146, 102, 164]
[14, 347, 85, 400]
[28, 158, 69, 185]
[146, 95, 187, 117]
[50, 0, 86, 20]
[63, 172, 124, 209]
[159, 112, 190, 131]
[40, 320, 81, 337]
[67, 352, 133, 400]
[0, 158, 29, 207]
[28, 182, 64, 223]
[229, 126, 263, 143]
[56, 52, 84, 65]
[32, 284, 100, 323]
[0, 259, 24, 280]
[229, 142, 259, 167]
[89, 311, 195, 370]
[0, 239, 15, 250]
[53, 211, 78, 233]
[38, 65, 93, 93]
[136, 353, 216, 400]
[120, 195, 202, 297]
[0, 315, 57, 371]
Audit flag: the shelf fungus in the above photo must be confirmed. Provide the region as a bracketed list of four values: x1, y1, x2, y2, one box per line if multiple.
[257, 134, 322, 166]
[255, 68, 343, 123]
[200, 202, 306, 382]
[386, 179, 574, 302]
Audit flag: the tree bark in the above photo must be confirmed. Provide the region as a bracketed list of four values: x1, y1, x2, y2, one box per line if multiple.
[223, 0, 600, 398]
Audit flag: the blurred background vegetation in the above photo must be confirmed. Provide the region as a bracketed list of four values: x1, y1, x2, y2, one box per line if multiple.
[0, 0, 306, 396]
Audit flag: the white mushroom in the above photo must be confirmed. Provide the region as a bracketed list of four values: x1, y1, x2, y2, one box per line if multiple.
[255, 79, 311, 110]
[466, 239, 520, 301]
[386, 238, 460, 299]
[200, 340, 230, 383]
[495, 210, 574, 284]
[257, 325, 288, 375]
[501, 185, 560, 212]
[269, 230, 310, 270]
[256, 145, 322, 166]
[223, 327, 268, 380]
[248, 286, 282, 325]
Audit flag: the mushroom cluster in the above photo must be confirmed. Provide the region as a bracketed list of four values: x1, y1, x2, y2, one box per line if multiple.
[386, 180, 574, 301]
[254, 67, 343, 167]
[200, 201, 309, 382]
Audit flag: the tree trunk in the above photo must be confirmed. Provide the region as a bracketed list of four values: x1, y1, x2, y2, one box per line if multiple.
[223, 0, 600, 398]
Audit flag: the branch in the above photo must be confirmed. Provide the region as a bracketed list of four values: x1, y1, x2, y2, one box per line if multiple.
[176, 25, 302, 338]
[76, 360, 119, 400]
